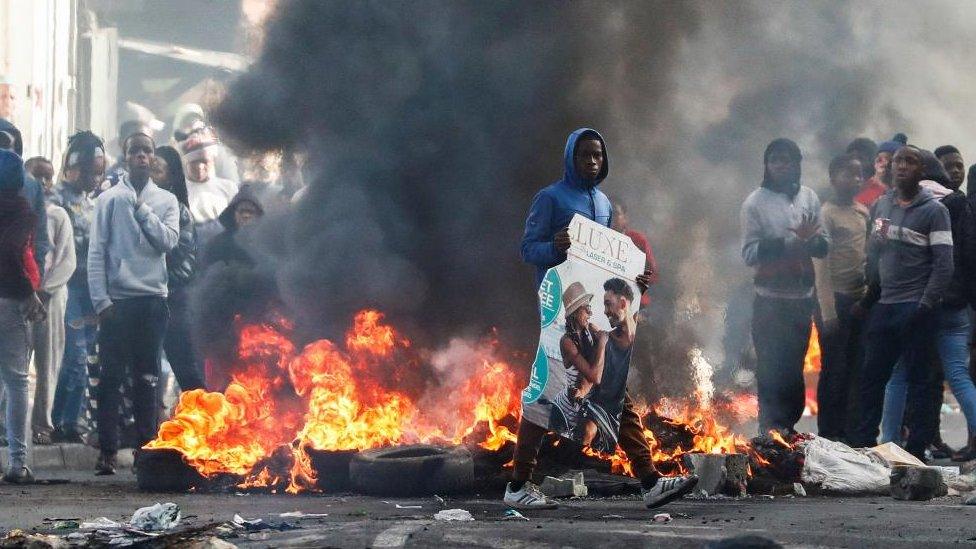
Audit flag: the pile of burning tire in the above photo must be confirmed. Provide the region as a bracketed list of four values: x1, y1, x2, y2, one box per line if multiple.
[137, 444, 476, 496]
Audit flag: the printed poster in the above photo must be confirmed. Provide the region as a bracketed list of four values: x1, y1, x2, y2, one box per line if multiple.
[521, 214, 646, 453]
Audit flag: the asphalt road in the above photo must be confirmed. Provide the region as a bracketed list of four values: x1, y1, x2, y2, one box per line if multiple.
[3, 470, 976, 548]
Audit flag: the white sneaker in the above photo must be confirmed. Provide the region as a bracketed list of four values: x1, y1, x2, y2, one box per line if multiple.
[641, 474, 699, 508]
[504, 481, 559, 510]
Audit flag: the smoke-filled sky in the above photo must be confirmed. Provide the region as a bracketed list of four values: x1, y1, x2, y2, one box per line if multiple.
[209, 0, 976, 394]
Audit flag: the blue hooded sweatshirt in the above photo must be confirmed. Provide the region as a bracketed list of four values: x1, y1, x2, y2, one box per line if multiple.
[0, 118, 50, 271]
[520, 128, 612, 288]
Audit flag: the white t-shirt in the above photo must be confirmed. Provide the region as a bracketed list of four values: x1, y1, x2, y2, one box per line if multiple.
[186, 176, 238, 224]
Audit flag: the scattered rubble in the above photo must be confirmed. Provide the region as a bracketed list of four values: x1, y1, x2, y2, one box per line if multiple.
[434, 509, 475, 521]
[890, 465, 947, 501]
[540, 472, 588, 498]
[683, 453, 749, 497]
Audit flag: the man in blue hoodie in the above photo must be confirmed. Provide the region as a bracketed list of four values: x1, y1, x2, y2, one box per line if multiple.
[509, 128, 697, 511]
[848, 145, 954, 459]
[0, 118, 49, 271]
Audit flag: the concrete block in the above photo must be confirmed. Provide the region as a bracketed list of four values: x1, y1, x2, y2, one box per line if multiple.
[540, 471, 588, 498]
[890, 465, 947, 501]
[682, 453, 749, 497]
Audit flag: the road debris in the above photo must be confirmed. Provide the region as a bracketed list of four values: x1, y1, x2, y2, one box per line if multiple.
[1, 529, 67, 548]
[80, 517, 122, 529]
[540, 472, 588, 498]
[652, 513, 672, 523]
[434, 509, 475, 521]
[277, 511, 329, 518]
[130, 502, 181, 531]
[503, 510, 529, 521]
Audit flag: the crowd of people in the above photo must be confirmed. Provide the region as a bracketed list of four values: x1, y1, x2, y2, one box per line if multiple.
[0, 102, 280, 483]
[743, 134, 976, 463]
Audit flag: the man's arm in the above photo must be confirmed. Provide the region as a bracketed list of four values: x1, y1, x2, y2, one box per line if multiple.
[87, 195, 113, 314]
[921, 204, 954, 309]
[740, 198, 782, 266]
[135, 195, 180, 254]
[41, 207, 76, 293]
[520, 190, 561, 267]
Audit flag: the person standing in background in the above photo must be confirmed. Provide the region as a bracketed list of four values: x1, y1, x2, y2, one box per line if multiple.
[611, 198, 657, 309]
[814, 153, 868, 443]
[741, 138, 829, 437]
[29, 189, 76, 444]
[179, 127, 239, 245]
[0, 149, 47, 483]
[50, 132, 105, 444]
[152, 145, 204, 391]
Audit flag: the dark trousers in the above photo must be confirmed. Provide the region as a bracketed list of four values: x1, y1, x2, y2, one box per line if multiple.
[816, 292, 864, 441]
[849, 302, 934, 452]
[752, 295, 813, 434]
[163, 286, 205, 391]
[96, 296, 168, 453]
[513, 391, 658, 482]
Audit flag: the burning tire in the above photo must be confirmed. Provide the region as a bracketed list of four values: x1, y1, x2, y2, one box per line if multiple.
[349, 444, 474, 496]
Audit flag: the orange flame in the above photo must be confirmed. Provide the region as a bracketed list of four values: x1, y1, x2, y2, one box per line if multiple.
[803, 322, 820, 415]
[147, 310, 521, 491]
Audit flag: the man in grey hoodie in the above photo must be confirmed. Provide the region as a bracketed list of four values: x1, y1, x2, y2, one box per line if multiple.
[740, 138, 829, 436]
[848, 145, 954, 458]
[88, 133, 179, 475]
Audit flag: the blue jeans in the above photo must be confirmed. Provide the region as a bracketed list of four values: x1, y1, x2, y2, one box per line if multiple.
[850, 302, 935, 453]
[52, 281, 97, 433]
[882, 307, 976, 443]
[0, 298, 31, 469]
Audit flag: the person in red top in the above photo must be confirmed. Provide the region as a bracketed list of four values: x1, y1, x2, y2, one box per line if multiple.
[611, 199, 657, 308]
[0, 148, 46, 484]
[856, 134, 907, 207]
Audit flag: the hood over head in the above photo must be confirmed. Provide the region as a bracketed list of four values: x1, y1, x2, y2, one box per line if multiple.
[563, 127, 609, 189]
[919, 149, 954, 190]
[761, 137, 802, 197]
[218, 184, 264, 230]
[0, 118, 23, 156]
[0, 148, 25, 193]
[172, 103, 206, 141]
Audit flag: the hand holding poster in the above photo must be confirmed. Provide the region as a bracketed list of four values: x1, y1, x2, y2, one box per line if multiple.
[521, 214, 646, 453]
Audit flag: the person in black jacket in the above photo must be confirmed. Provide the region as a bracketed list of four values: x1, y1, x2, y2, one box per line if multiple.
[152, 145, 204, 391]
[201, 186, 264, 270]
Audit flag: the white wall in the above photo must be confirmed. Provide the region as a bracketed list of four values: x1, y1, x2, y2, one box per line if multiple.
[0, 0, 77, 166]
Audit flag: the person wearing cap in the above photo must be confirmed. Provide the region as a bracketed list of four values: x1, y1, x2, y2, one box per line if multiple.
[0, 148, 47, 483]
[856, 134, 908, 207]
[179, 127, 239, 245]
[88, 132, 179, 475]
[49, 131, 106, 444]
[741, 138, 829, 437]
[509, 128, 696, 511]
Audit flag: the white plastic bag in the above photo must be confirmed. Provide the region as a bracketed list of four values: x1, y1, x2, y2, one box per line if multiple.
[129, 502, 181, 531]
[801, 437, 889, 494]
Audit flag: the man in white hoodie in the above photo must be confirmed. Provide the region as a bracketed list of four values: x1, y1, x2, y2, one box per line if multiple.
[88, 133, 178, 475]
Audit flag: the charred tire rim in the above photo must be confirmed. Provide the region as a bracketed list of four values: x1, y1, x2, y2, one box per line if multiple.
[349, 444, 475, 496]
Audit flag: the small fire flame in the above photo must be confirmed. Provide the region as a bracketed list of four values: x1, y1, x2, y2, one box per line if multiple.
[803, 322, 821, 415]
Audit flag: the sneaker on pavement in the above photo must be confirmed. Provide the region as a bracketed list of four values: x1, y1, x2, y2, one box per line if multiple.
[642, 474, 699, 509]
[504, 481, 559, 510]
[32, 431, 53, 445]
[95, 452, 117, 476]
[3, 466, 35, 484]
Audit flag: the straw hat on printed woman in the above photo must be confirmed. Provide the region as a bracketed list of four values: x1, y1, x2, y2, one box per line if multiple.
[561, 281, 593, 316]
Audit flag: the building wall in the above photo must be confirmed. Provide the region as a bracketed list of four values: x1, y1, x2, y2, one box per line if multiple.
[0, 0, 77, 165]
